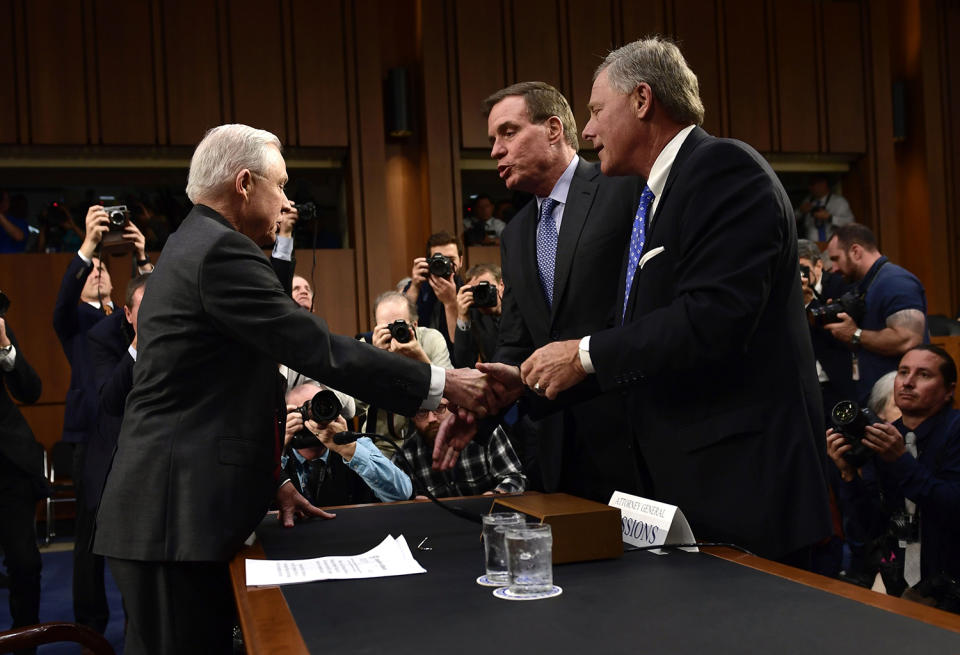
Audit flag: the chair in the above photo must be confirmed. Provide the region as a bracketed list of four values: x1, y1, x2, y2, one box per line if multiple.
[44, 441, 77, 545]
[927, 314, 960, 337]
[0, 622, 114, 654]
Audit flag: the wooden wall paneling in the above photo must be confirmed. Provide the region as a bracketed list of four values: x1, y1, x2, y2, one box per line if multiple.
[619, 0, 668, 43]
[566, 0, 616, 126]
[150, 0, 168, 145]
[510, 0, 563, 90]
[773, 0, 820, 152]
[455, 0, 507, 148]
[161, 0, 223, 145]
[82, 0, 100, 144]
[722, 0, 771, 151]
[19, 404, 65, 455]
[672, 0, 724, 137]
[12, 1, 29, 143]
[226, 0, 288, 140]
[944, 2, 960, 315]
[0, 0, 19, 143]
[294, 249, 358, 336]
[418, 0, 460, 237]
[821, 0, 867, 153]
[92, 0, 158, 144]
[290, 0, 349, 147]
[25, 0, 89, 144]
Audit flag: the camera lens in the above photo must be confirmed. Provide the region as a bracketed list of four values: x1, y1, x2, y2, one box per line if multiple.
[109, 211, 126, 227]
[308, 390, 341, 423]
[831, 400, 858, 425]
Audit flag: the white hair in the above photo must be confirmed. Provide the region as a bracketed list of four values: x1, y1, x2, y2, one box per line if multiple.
[186, 124, 282, 203]
[868, 371, 897, 417]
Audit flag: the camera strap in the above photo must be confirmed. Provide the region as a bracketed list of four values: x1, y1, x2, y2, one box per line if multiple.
[857, 257, 889, 295]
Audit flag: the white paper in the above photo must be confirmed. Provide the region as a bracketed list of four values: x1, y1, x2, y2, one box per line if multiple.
[609, 491, 698, 554]
[245, 534, 426, 587]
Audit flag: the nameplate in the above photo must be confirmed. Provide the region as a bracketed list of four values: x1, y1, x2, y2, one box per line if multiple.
[608, 491, 698, 554]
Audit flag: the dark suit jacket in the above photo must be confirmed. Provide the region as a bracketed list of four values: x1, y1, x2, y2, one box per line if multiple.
[0, 325, 46, 497]
[53, 254, 108, 443]
[453, 310, 500, 367]
[589, 127, 832, 558]
[495, 158, 643, 500]
[94, 205, 432, 562]
[809, 271, 857, 412]
[85, 310, 133, 511]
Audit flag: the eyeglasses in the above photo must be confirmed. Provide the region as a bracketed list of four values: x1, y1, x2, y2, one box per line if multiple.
[414, 404, 450, 419]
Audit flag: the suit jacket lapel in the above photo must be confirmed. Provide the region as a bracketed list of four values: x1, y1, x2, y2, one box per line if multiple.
[551, 160, 598, 324]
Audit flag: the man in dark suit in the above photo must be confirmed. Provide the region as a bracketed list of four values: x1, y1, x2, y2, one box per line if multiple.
[0, 311, 45, 637]
[93, 124, 492, 654]
[483, 39, 832, 561]
[52, 205, 153, 634]
[472, 81, 644, 502]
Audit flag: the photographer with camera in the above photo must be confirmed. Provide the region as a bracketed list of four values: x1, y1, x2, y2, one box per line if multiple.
[796, 174, 855, 243]
[403, 232, 465, 357]
[282, 383, 412, 506]
[453, 263, 504, 367]
[827, 345, 960, 610]
[824, 223, 928, 405]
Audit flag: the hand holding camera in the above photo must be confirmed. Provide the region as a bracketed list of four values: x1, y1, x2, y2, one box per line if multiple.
[373, 319, 430, 364]
[427, 254, 458, 305]
[80, 205, 111, 259]
[279, 204, 300, 238]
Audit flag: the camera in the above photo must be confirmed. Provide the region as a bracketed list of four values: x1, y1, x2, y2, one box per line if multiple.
[889, 511, 919, 544]
[799, 263, 811, 280]
[469, 281, 498, 308]
[830, 400, 881, 468]
[296, 201, 318, 221]
[292, 389, 342, 425]
[0, 291, 9, 318]
[807, 290, 866, 327]
[427, 253, 454, 278]
[102, 205, 130, 232]
[388, 319, 413, 344]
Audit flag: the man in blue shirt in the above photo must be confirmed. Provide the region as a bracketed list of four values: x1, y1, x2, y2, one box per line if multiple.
[827, 345, 960, 606]
[824, 223, 927, 405]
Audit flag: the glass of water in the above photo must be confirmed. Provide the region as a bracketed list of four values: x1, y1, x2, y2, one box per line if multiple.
[504, 522, 553, 596]
[481, 512, 526, 584]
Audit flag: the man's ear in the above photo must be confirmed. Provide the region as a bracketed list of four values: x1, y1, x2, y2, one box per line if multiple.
[633, 82, 653, 119]
[236, 170, 253, 199]
[545, 115, 566, 145]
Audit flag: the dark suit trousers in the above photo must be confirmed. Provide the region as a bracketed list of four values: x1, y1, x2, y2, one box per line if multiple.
[109, 558, 235, 655]
[0, 456, 41, 629]
[72, 443, 108, 632]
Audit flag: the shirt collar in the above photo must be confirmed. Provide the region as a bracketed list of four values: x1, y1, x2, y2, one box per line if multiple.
[646, 124, 696, 201]
[536, 154, 580, 211]
[896, 405, 955, 445]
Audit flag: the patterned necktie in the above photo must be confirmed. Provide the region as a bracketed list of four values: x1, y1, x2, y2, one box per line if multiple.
[536, 197, 560, 307]
[622, 185, 656, 321]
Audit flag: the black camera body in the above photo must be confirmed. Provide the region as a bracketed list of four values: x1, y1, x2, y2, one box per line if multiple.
[427, 253, 454, 278]
[831, 400, 881, 468]
[388, 319, 413, 344]
[0, 291, 9, 318]
[469, 281, 498, 308]
[808, 290, 866, 327]
[799, 263, 811, 280]
[102, 205, 130, 232]
[293, 389, 342, 425]
[296, 201, 318, 221]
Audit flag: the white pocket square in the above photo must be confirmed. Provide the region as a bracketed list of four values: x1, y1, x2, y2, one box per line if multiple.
[639, 246, 665, 270]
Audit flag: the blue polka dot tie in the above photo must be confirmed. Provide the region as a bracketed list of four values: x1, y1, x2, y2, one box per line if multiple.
[536, 197, 560, 308]
[622, 185, 655, 321]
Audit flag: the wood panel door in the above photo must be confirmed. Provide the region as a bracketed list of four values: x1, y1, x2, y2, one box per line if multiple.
[455, 0, 507, 148]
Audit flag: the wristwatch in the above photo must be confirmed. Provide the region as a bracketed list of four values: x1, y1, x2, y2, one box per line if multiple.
[851, 328, 862, 347]
[136, 255, 151, 267]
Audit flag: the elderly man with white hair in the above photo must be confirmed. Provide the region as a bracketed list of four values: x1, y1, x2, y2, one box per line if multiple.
[93, 124, 494, 654]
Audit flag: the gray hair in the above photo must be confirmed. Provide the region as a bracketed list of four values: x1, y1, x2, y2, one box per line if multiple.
[868, 371, 897, 418]
[797, 239, 822, 264]
[186, 124, 282, 203]
[596, 36, 705, 127]
[373, 290, 417, 323]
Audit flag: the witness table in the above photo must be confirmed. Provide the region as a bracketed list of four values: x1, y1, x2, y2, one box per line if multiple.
[230, 496, 960, 654]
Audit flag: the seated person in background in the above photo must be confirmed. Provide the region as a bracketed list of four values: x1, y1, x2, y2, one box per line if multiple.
[463, 195, 505, 246]
[361, 291, 452, 456]
[453, 263, 504, 367]
[796, 174, 854, 243]
[282, 383, 412, 506]
[869, 371, 902, 423]
[394, 399, 525, 498]
[827, 345, 960, 610]
[403, 232, 465, 356]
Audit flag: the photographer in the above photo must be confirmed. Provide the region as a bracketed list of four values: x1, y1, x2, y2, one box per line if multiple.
[795, 174, 855, 242]
[827, 345, 960, 609]
[453, 263, 504, 367]
[403, 232, 465, 356]
[824, 223, 927, 405]
[282, 384, 412, 505]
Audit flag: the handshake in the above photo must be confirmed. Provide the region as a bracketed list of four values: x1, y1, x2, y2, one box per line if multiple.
[434, 338, 590, 470]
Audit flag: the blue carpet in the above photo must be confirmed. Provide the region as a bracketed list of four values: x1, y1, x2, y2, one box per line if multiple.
[0, 545, 125, 654]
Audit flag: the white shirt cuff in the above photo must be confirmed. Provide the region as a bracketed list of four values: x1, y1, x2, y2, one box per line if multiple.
[77, 250, 92, 266]
[421, 364, 445, 410]
[0, 344, 16, 371]
[128, 345, 138, 361]
[578, 336, 595, 374]
[272, 235, 294, 261]
[456, 318, 470, 331]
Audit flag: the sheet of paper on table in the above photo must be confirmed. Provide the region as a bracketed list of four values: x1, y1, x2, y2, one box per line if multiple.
[245, 534, 426, 587]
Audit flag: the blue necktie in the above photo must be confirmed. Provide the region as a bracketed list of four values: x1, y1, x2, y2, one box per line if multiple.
[622, 185, 655, 321]
[536, 197, 560, 307]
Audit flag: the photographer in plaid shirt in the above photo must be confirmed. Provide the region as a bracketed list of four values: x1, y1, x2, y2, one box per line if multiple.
[394, 399, 526, 497]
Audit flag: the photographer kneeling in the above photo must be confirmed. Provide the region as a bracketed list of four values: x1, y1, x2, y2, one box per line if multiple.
[827, 345, 960, 612]
[453, 263, 504, 367]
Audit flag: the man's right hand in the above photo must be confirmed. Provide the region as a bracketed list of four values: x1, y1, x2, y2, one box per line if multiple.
[476, 362, 524, 410]
[410, 258, 429, 286]
[80, 205, 110, 259]
[801, 274, 814, 306]
[432, 409, 479, 470]
[276, 482, 336, 528]
[826, 428, 857, 481]
[456, 285, 474, 322]
[442, 367, 495, 418]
